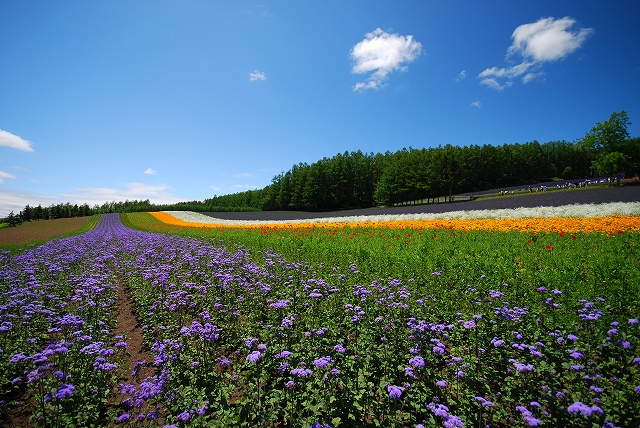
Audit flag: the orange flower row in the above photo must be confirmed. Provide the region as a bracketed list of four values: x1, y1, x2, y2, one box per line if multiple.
[149, 212, 640, 234]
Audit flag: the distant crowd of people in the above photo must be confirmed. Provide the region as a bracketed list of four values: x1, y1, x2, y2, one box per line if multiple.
[497, 176, 621, 196]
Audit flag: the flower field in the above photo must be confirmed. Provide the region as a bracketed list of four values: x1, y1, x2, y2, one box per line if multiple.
[2, 204, 640, 427]
[0, 215, 100, 252]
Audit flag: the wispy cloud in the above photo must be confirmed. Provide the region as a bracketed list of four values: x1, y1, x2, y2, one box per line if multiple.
[0, 171, 17, 184]
[65, 182, 183, 206]
[231, 184, 259, 191]
[249, 70, 267, 82]
[0, 189, 58, 217]
[144, 168, 157, 175]
[471, 100, 482, 108]
[0, 183, 186, 217]
[479, 17, 593, 90]
[232, 172, 255, 178]
[0, 129, 34, 152]
[350, 28, 422, 91]
[456, 70, 466, 81]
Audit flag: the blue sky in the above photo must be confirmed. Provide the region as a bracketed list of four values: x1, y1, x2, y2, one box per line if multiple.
[1, 1, 639, 216]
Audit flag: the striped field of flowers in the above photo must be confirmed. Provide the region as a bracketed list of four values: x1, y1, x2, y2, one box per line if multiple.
[2, 203, 639, 427]
[151, 202, 640, 234]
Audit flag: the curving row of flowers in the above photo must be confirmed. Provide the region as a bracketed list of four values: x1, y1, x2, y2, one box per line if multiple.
[152, 202, 640, 234]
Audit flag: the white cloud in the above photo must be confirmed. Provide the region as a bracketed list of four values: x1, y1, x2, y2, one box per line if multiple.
[471, 100, 482, 108]
[65, 182, 183, 206]
[231, 184, 259, 191]
[350, 28, 422, 91]
[144, 168, 157, 175]
[0, 183, 186, 217]
[456, 70, 466, 81]
[0, 189, 59, 217]
[232, 172, 255, 178]
[479, 17, 592, 90]
[0, 129, 34, 152]
[0, 171, 17, 184]
[249, 70, 267, 82]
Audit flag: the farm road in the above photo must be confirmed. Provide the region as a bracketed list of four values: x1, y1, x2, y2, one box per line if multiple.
[206, 186, 640, 222]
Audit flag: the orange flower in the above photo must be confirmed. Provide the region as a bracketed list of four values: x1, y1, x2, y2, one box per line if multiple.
[148, 212, 640, 235]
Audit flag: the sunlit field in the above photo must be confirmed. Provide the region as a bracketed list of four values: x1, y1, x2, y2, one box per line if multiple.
[0, 215, 100, 253]
[2, 203, 639, 427]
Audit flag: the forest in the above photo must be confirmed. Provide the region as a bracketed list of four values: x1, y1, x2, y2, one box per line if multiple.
[3, 111, 639, 225]
[193, 110, 640, 211]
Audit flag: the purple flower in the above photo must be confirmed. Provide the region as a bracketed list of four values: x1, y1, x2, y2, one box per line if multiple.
[569, 350, 584, 359]
[334, 344, 346, 353]
[408, 356, 424, 367]
[275, 350, 292, 359]
[176, 411, 190, 421]
[509, 359, 534, 372]
[313, 356, 332, 368]
[387, 383, 402, 399]
[463, 320, 476, 329]
[246, 351, 262, 363]
[524, 416, 542, 426]
[55, 384, 75, 399]
[489, 289, 503, 298]
[629, 318, 638, 325]
[291, 367, 312, 377]
[491, 337, 505, 347]
[436, 380, 447, 387]
[475, 396, 494, 407]
[568, 401, 592, 416]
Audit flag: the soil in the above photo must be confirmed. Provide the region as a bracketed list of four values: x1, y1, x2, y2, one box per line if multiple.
[204, 185, 640, 222]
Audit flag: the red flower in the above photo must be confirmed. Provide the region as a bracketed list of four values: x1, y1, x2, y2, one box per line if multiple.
[545, 245, 552, 251]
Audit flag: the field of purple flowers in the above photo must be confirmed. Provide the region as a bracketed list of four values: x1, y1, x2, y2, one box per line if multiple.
[1, 213, 639, 427]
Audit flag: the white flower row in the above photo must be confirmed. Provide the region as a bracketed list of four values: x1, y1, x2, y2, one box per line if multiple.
[163, 202, 640, 226]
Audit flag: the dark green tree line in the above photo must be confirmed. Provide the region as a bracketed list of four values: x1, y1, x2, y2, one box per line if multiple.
[4, 111, 637, 223]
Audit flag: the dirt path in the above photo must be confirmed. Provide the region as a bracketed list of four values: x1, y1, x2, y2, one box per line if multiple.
[113, 278, 155, 385]
[109, 277, 157, 424]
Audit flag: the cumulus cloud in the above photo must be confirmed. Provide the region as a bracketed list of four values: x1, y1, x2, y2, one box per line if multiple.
[0, 171, 17, 184]
[249, 70, 267, 82]
[144, 168, 157, 175]
[0, 129, 34, 152]
[479, 17, 593, 90]
[350, 28, 422, 91]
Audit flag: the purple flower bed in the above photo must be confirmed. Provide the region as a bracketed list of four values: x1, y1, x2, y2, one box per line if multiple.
[1, 213, 639, 427]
